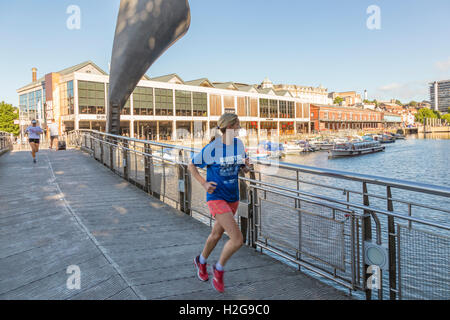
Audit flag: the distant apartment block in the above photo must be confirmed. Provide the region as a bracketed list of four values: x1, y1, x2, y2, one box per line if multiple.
[430, 80, 450, 113]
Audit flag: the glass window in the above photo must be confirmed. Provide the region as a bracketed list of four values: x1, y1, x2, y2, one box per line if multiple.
[134, 86, 153, 115]
[287, 101, 294, 118]
[79, 80, 106, 114]
[259, 99, 269, 118]
[175, 90, 192, 116]
[269, 100, 278, 118]
[155, 88, 173, 116]
[193, 92, 207, 117]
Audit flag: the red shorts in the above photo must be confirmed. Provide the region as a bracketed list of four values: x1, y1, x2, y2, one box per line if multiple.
[207, 200, 240, 218]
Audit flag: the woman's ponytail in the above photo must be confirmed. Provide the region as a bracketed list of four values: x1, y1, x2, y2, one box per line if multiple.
[209, 113, 239, 144]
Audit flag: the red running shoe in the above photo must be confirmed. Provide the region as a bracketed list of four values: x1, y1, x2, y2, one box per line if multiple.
[193, 256, 209, 282]
[211, 264, 225, 293]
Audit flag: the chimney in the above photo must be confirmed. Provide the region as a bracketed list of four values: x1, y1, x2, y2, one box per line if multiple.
[32, 68, 37, 82]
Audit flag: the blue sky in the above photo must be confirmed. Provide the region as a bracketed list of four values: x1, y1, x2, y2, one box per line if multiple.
[1, 0, 449, 105]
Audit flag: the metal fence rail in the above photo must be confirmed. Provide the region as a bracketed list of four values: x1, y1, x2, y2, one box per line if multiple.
[67, 130, 450, 300]
[0, 131, 13, 156]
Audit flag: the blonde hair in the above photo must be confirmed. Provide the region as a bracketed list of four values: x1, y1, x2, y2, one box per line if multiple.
[210, 113, 239, 143]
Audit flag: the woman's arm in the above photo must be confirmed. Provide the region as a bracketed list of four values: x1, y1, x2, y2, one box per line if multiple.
[241, 157, 254, 174]
[188, 163, 217, 194]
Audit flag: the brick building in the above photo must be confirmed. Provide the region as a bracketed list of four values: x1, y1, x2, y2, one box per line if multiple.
[310, 104, 383, 132]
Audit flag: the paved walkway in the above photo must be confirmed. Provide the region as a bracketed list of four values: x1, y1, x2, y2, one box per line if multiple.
[0, 148, 352, 300]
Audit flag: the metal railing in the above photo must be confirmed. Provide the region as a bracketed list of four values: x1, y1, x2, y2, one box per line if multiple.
[67, 130, 450, 300]
[0, 131, 13, 156]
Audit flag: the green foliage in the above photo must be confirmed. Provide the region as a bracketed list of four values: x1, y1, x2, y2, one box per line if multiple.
[0, 101, 20, 136]
[395, 100, 403, 106]
[333, 96, 344, 105]
[442, 114, 450, 123]
[433, 110, 441, 119]
[415, 108, 441, 123]
[408, 101, 417, 107]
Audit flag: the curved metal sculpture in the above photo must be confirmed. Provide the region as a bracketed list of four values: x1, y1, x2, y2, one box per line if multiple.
[107, 0, 191, 134]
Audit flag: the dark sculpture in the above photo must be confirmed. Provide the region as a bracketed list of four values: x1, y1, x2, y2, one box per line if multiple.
[107, 0, 191, 134]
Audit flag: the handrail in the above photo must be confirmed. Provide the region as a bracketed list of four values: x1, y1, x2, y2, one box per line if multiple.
[73, 129, 450, 198]
[240, 177, 450, 231]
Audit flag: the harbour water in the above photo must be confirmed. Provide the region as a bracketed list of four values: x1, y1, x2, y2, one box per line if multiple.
[283, 133, 450, 188]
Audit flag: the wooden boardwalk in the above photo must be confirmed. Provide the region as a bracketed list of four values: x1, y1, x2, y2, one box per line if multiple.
[0, 148, 352, 300]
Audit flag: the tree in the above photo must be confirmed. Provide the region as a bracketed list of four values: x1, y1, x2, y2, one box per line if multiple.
[415, 108, 438, 123]
[442, 114, 450, 123]
[409, 101, 417, 107]
[395, 99, 403, 106]
[333, 96, 344, 105]
[0, 101, 20, 136]
[447, 107, 450, 114]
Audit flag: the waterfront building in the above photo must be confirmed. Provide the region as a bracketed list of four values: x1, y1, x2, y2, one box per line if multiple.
[270, 80, 331, 105]
[309, 104, 383, 132]
[430, 80, 450, 113]
[17, 61, 311, 141]
[380, 102, 404, 115]
[383, 113, 403, 128]
[328, 91, 362, 106]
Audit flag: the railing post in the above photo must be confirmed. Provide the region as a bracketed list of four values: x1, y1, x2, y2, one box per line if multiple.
[248, 171, 257, 248]
[238, 171, 249, 244]
[362, 182, 372, 300]
[110, 137, 114, 172]
[100, 134, 104, 164]
[122, 138, 129, 180]
[144, 143, 152, 194]
[387, 186, 397, 300]
[92, 134, 96, 159]
[178, 150, 191, 215]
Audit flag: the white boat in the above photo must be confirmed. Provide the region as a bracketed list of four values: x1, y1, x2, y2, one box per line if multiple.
[328, 141, 385, 158]
[309, 140, 334, 151]
[333, 138, 349, 144]
[247, 147, 283, 160]
[282, 143, 304, 155]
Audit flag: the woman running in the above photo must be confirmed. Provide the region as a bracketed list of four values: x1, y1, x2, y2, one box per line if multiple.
[25, 119, 44, 163]
[189, 113, 252, 293]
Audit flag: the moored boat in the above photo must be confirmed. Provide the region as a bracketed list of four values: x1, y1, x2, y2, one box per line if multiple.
[282, 143, 304, 155]
[328, 141, 385, 158]
[309, 140, 334, 151]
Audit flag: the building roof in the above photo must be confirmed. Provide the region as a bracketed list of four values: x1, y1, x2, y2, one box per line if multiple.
[18, 60, 108, 92]
[150, 73, 184, 84]
[58, 60, 107, 77]
[213, 82, 239, 90]
[275, 90, 293, 97]
[310, 103, 383, 113]
[257, 88, 276, 95]
[237, 85, 258, 93]
[184, 78, 214, 87]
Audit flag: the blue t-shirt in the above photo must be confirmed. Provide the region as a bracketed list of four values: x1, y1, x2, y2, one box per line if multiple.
[192, 137, 247, 202]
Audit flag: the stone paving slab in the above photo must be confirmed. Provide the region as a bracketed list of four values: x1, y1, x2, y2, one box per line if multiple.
[0, 149, 352, 300]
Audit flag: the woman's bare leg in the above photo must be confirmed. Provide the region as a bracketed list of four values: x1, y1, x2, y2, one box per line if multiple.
[214, 212, 243, 267]
[29, 142, 36, 159]
[201, 221, 225, 260]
